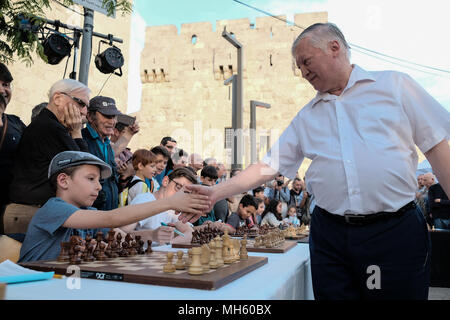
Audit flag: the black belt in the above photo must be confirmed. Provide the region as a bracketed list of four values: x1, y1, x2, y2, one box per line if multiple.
[320, 201, 416, 226]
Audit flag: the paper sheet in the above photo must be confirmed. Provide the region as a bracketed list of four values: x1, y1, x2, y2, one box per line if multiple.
[0, 260, 54, 284]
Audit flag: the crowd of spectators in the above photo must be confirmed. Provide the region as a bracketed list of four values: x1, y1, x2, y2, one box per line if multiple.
[0, 62, 317, 251]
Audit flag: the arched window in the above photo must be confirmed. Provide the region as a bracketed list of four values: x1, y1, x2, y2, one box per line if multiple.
[191, 35, 197, 45]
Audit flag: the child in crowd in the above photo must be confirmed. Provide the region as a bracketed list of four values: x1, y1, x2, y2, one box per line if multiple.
[261, 199, 285, 228]
[150, 146, 170, 191]
[284, 205, 301, 226]
[226, 194, 258, 231]
[18, 151, 209, 262]
[121, 149, 156, 206]
[248, 197, 265, 227]
[195, 166, 219, 226]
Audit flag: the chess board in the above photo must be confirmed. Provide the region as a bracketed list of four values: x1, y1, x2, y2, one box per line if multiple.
[285, 234, 309, 241]
[298, 236, 309, 244]
[173, 239, 297, 254]
[20, 251, 268, 290]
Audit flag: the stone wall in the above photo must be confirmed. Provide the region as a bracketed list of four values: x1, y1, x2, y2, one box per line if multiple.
[137, 12, 328, 177]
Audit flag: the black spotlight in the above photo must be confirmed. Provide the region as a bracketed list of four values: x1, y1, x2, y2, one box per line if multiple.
[95, 45, 124, 76]
[43, 33, 71, 65]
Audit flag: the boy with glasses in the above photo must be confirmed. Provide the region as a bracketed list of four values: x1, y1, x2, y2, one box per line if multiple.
[118, 167, 199, 246]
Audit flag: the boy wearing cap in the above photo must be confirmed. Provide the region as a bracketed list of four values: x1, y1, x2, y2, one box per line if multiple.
[18, 151, 210, 262]
[82, 96, 122, 211]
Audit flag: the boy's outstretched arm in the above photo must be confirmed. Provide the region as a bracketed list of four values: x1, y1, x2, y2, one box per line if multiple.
[180, 162, 278, 223]
[63, 190, 210, 229]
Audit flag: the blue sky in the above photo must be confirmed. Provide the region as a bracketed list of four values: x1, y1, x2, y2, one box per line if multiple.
[133, 0, 450, 110]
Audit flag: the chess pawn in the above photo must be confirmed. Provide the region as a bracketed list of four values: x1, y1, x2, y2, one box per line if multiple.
[240, 236, 248, 260]
[209, 242, 218, 269]
[201, 244, 210, 272]
[163, 252, 176, 273]
[214, 236, 224, 267]
[120, 241, 129, 257]
[175, 251, 186, 270]
[233, 239, 240, 262]
[97, 242, 107, 261]
[84, 241, 95, 262]
[58, 242, 70, 262]
[185, 248, 193, 267]
[188, 246, 203, 275]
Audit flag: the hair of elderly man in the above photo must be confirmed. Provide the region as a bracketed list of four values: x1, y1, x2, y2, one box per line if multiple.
[291, 22, 351, 61]
[48, 79, 91, 101]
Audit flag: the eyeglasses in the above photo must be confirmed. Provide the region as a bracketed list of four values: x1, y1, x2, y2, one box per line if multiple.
[60, 92, 88, 108]
[169, 178, 185, 192]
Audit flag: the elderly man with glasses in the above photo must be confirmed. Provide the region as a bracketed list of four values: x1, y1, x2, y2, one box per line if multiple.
[5, 79, 90, 235]
[9, 79, 89, 205]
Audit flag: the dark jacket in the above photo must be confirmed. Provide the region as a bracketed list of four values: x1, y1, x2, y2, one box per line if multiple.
[9, 108, 88, 205]
[0, 113, 26, 205]
[82, 124, 119, 211]
[428, 184, 450, 219]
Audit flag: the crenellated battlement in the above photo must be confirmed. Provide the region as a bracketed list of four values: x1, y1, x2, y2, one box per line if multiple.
[140, 12, 327, 83]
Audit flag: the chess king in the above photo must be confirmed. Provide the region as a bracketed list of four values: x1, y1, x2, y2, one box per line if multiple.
[19, 151, 210, 263]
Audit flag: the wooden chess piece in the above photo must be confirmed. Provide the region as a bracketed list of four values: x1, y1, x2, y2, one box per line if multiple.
[188, 246, 203, 275]
[185, 248, 193, 267]
[175, 251, 186, 270]
[135, 236, 145, 255]
[69, 236, 83, 264]
[209, 242, 218, 269]
[240, 235, 248, 260]
[222, 236, 233, 264]
[97, 242, 107, 261]
[233, 239, 240, 262]
[58, 242, 70, 262]
[201, 244, 210, 272]
[84, 240, 95, 262]
[163, 252, 176, 273]
[146, 240, 153, 254]
[214, 236, 224, 267]
[119, 241, 129, 257]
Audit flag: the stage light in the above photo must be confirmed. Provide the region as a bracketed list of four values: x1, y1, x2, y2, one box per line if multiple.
[42, 33, 71, 65]
[95, 45, 124, 76]
[14, 13, 44, 43]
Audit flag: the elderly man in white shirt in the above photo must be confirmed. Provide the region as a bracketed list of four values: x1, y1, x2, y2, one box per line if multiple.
[182, 23, 450, 300]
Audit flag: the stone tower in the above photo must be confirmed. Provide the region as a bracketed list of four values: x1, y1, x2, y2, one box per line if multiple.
[137, 12, 327, 175]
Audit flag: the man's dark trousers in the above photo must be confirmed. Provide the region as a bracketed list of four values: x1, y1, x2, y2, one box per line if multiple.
[309, 205, 431, 300]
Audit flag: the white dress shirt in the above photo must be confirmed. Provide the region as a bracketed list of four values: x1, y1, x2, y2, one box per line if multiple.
[263, 65, 450, 215]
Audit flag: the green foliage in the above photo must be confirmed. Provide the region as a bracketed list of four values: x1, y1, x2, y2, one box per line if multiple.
[0, 0, 133, 65]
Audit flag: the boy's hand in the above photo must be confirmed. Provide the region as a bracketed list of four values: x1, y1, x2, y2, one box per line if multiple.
[153, 226, 174, 244]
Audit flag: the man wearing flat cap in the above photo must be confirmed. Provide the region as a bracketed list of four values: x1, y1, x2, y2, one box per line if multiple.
[82, 96, 122, 212]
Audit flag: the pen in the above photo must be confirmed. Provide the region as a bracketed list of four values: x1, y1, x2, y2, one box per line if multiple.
[161, 222, 185, 237]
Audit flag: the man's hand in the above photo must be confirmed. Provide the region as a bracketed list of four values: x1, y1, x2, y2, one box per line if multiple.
[435, 199, 441, 203]
[63, 104, 83, 138]
[178, 185, 216, 224]
[169, 188, 211, 216]
[123, 121, 140, 138]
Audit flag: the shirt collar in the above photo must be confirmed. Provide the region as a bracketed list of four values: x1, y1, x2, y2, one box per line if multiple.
[310, 64, 376, 107]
